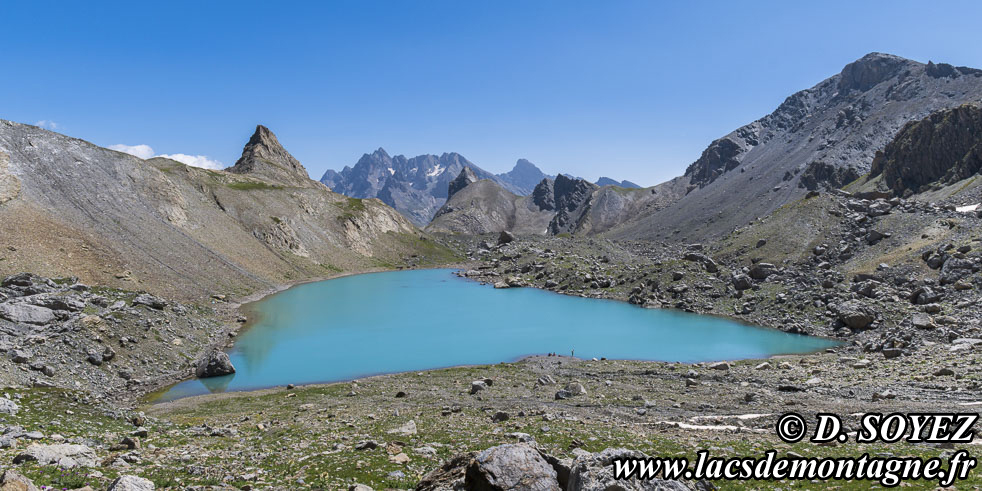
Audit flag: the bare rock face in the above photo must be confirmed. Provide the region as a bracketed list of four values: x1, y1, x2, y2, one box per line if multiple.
[448, 167, 479, 200]
[0, 151, 20, 205]
[195, 350, 235, 378]
[531, 178, 556, 211]
[798, 161, 860, 191]
[838, 52, 907, 92]
[869, 104, 982, 195]
[228, 125, 316, 188]
[464, 444, 560, 491]
[685, 137, 744, 188]
[548, 175, 598, 235]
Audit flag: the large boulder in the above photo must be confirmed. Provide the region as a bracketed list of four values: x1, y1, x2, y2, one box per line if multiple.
[30, 294, 85, 312]
[682, 253, 719, 273]
[417, 454, 475, 491]
[107, 475, 155, 491]
[940, 257, 975, 285]
[1, 273, 38, 288]
[748, 263, 777, 280]
[731, 274, 752, 291]
[0, 304, 55, 325]
[195, 350, 235, 378]
[911, 286, 942, 305]
[0, 470, 39, 491]
[12, 443, 97, 468]
[567, 448, 694, 491]
[0, 397, 20, 415]
[836, 301, 875, 329]
[132, 293, 167, 310]
[10, 350, 31, 364]
[417, 446, 700, 491]
[464, 443, 560, 491]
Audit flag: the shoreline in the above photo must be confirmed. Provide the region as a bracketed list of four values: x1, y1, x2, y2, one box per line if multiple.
[133, 262, 476, 405]
[143, 264, 843, 407]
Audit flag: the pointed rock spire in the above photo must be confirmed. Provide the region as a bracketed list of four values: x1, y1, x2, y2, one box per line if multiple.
[448, 166, 478, 200]
[228, 125, 315, 187]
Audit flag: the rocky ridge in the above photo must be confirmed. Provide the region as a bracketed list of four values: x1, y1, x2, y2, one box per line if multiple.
[867, 103, 982, 195]
[427, 170, 689, 237]
[610, 53, 982, 242]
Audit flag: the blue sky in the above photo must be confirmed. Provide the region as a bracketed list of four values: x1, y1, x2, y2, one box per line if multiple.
[4, 1, 982, 186]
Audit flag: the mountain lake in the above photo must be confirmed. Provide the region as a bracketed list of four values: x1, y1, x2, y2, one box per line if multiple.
[155, 268, 839, 401]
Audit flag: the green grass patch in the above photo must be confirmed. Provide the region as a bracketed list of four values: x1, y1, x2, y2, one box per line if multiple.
[226, 181, 281, 191]
[342, 197, 367, 213]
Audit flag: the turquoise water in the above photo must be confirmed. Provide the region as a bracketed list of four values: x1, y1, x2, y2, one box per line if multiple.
[156, 269, 837, 402]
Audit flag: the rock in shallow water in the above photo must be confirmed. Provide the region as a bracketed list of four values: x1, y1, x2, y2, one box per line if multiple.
[195, 350, 235, 378]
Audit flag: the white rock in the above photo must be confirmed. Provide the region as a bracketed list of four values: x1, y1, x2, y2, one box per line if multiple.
[108, 475, 155, 491]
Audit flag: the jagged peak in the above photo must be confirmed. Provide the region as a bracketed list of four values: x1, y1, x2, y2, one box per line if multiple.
[228, 125, 313, 186]
[447, 166, 479, 200]
[237, 125, 284, 158]
[514, 158, 536, 169]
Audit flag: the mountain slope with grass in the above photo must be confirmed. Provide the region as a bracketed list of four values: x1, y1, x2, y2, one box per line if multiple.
[0, 122, 456, 302]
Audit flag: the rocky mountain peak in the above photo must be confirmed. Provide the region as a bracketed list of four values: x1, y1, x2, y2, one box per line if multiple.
[837, 52, 910, 93]
[553, 175, 597, 210]
[496, 159, 551, 196]
[547, 175, 598, 235]
[447, 167, 479, 200]
[228, 125, 314, 187]
[613, 52, 982, 243]
[514, 159, 536, 170]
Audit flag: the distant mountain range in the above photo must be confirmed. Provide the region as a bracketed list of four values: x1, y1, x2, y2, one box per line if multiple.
[319, 152, 639, 226]
[428, 53, 982, 240]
